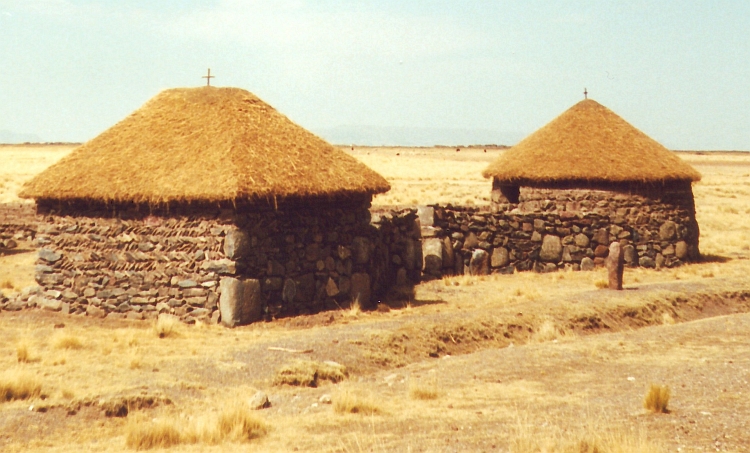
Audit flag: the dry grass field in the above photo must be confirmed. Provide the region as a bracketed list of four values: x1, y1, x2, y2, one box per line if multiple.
[1, 144, 750, 452]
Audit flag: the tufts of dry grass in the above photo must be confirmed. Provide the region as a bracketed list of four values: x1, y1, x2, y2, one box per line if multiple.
[273, 360, 348, 387]
[16, 342, 37, 363]
[510, 420, 665, 453]
[126, 404, 268, 450]
[0, 371, 43, 402]
[125, 418, 182, 450]
[644, 384, 671, 413]
[51, 333, 84, 350]
[531, 319, 569, 343]
[333, 391, 383, 415]
[154, 314, 182, 339]
[409, 374, 440, 400]
[595, 279, 610, 289]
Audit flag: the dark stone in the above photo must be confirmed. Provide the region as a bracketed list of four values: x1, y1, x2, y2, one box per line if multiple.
[469, 249, 489, 276]
[594, 245, 609, 258]
[422, 238, 443, 274]
[623, 245, 638, 267]
[282, 278, 296, 303]
[351, 237, 371, 264]
[675, 241, 688, 260]
[224, 230, 251, 260]
[491, 247, 510, 268]
[659, 221, 677, 241]
[580, 257, 595, 271]
[606, 242, 625, 290]
[593, 228, 609, 245]
[201, 259, 236, 274]
[350, 273, 372, 307]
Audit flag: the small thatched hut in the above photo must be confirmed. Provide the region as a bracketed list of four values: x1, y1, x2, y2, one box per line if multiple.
[481, 98, 702, 268]
[20, 87, 417, 326]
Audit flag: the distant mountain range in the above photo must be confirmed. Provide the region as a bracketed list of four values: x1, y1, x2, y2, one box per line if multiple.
[311, 125, 523, 147]
[0, 130, 42, 144]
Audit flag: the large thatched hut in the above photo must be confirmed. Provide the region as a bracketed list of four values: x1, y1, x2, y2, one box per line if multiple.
[20, 87, 418, 325]
[478, 98, 701, 269]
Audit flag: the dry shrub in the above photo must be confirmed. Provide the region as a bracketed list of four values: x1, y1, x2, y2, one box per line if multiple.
[0, 372, 43, 402]
[125, 418, 182, 450]
[273, 360, 348, 387]
[16, 342, 34, 363]
[661, 313, 675, 325]
[0, 279, 14, 290]
[644, 384, 671, 413]
[154, 314, 182, 339]
[52, 333, 83, 350]
[333, 391, 383, 415]
[347, 298, 361, 317]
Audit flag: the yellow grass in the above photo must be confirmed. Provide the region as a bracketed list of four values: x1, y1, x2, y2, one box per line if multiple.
[0, 370, 43, 402]
[333, 391, 383, 415]
[644, 384, 671, 414]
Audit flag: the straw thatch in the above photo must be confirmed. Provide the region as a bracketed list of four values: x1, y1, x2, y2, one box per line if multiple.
[482, 99, 701, 185]
[20, 87, 390, 204]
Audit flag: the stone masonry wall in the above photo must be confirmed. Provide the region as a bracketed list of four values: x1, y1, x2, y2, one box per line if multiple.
[0, 203, 37, 250]
[1, 200, 419, 325]
[420, 187, 700, 278]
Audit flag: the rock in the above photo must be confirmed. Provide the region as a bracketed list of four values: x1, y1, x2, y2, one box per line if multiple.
[469, 249, 489, 276]
[662, 244, 675, 256]
[442, 236, 454, 269]
[45, 290, 62, 299]
[223, 229, 251, 260]
[194, 250, 205, 261]
[126, 312, 144, 320]
[178, 279, 198, 288]
[539, 235, 563, 262]
[594, 245, 609, 258]
[319, 394, 332, 404]
[655, 253, 666, 269]
[248, 391, 271, 410]
[640, 256, 656, 268]
[463, 232, 479, 250]
[491, 247, 510, 268]
[350, 273, 372, 308]
[201, 259, 236, 275]
[574, 233, 590, 248]
[86, 305, 106, 318]
[61, 291, 78, 301]
[396, 268, 408, 286]
[417, 206, 435, 227]
[659, 221, 677, 241]
[593, 228, 609, 245]
[422, 238, 443, 274]
[404, 239, 419, 270]
[189, 308, 210, 318]
[282, 278, 297, 303]
[351, 237, 371, 264]
[325, 278, 340, 297]
[531, 231, 542, 242]
[623, 245, 638, 267]
[156, 302, 170, 313]
[606, 242, 625, 290]
[38, 298, 62, 311]
[219, 277, 262, 327]
[4, 239, 17, 249]
[295, 274, 315, 304]
[675, 241, 688, 260]
[83, 287, 96, 298]
[580, 257, 595, 271]
[137, 242, 154, 252]
[39, 249, 62, 263]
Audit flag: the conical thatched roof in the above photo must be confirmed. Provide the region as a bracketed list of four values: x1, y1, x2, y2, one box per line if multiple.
[20, 87, 390, 204]
[482, 99, 701, 185]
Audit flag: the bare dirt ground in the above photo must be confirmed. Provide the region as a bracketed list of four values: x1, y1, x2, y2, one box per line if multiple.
[1, 145, 749, 452]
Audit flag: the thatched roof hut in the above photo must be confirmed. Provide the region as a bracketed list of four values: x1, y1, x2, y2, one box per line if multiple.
[482, 99, 700, 189]
[20, 87, 389, 205]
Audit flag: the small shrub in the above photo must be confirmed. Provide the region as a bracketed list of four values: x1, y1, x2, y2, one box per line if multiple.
[644, 384, 671, 413]
[16, 343, 31, 363]
[347, 298, 361, 317]
[52, 334, 83, 350]
[273, 360, 348, 387]
[0, 373, 43, 402]
[594, 279, 609, 289]
[125, 419, 182, 450]
[154, 315, 181, 339]
[333, 391, 383, 415]
[531, 320, 565, 343]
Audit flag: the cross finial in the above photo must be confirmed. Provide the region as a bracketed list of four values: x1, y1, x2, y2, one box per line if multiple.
[202, 68, 215, 86]
[584, 87, 588, 99]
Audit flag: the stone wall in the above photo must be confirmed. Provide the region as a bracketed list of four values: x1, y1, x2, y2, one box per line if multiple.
[420, 186, 700, 278]
[0, 203, 37, 250]
[2, 199, 419, 325]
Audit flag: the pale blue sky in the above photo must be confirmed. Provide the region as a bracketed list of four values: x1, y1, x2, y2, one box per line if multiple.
[1, 1, 748, 149]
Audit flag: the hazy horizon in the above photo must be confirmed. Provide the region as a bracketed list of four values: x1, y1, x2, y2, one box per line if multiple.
[1, 1, 749, 150]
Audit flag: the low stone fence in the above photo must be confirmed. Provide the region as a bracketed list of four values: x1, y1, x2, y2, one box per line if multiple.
[419, 190, 699, 279]
[0, 203, 37, 249]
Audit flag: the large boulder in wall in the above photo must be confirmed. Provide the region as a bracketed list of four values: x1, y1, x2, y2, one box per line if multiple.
[220, 277, 262, 327]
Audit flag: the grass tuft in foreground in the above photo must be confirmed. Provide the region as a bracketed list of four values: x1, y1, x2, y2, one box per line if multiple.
[409, 374, 440, 400]
[126, 419, 182, 451]
[0, 372, 43, 402]
[644, 384, 671, 413]
[154, 314, 182, 339]
[51, 333, 84, 350]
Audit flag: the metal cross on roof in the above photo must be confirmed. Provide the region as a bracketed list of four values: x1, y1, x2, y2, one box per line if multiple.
[202, 68, 215, 86]
[584, 87, 588, 99]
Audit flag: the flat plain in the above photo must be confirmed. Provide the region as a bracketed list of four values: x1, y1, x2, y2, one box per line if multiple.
[1, 144, 750, 452]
